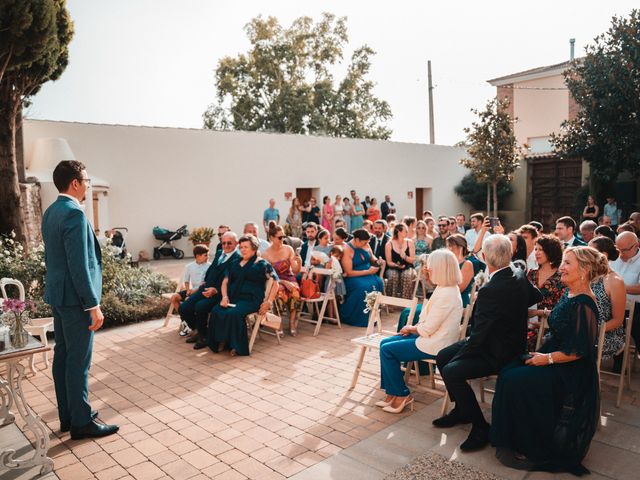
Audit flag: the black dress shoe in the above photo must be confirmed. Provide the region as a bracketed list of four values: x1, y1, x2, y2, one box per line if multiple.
[432, 409, 470, 428]
[60, 410, 99, 433]
[185, 334, 201, 344]
[70, 420, 119, 440]
[193, 340, 209, 350]
[460, 425, 489, 452]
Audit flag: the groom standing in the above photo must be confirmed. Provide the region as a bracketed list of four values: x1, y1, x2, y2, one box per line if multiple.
[42, 161, 118, 439]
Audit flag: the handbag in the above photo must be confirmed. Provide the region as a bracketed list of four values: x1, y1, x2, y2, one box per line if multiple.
[301, 271, 321, 299]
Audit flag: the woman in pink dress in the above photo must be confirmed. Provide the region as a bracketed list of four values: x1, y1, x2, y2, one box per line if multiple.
[321, 195, 334, 234]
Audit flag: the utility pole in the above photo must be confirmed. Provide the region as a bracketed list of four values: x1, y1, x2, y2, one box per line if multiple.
[427, 60, 435, 144]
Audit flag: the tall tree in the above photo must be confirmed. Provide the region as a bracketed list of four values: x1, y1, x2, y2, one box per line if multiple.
[551, 10, 640, 187]
[203, 13, 392, 139]
[0, 0, 74, 240]
[459, 97, 522, 217]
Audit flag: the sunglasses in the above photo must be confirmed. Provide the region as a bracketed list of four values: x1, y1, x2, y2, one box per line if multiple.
[275, 235, 284, 240]
[438, 224, 447, 228]
[221, 241, 234, 246]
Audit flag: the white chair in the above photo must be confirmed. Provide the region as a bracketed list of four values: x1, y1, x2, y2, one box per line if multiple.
[246, 278, 282, 353]
[161, 284, 182, 330]
[597, 301, 637, 407]
[299, 267, 342, 336]
[349, 294, 418, 389]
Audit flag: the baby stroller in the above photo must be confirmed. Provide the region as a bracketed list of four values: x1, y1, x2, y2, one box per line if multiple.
[153, 225, 188, 260]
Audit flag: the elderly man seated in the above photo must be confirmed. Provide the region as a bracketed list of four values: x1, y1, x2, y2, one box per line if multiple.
[179, 232, 240, 349]
[243, 222, 270, 254]
[432, 235, 541, 452]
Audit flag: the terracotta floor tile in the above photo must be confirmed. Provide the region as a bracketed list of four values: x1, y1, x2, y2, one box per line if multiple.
[111, 447, 148, 468]
[128, 461, 166, 480]
[217, 448, 249, 465]
[83, 450, 118, 473]
[56, 461, 94, 480]
[95, 464, 129, 480]
[160, 458, 200, 479]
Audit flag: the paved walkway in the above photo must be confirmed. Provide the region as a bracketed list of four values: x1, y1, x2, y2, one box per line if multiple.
[2, 258, 638, 479]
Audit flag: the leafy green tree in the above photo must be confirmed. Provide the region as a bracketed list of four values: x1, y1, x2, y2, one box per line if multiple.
[551, 10, 640, 186]
[203, 13, 392, 139]
[0, 0, 74, 241]
[459, 97, 522, 217]
[454, 173, 513, 211]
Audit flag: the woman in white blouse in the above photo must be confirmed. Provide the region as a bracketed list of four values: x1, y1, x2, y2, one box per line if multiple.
[377, 249, 464, 413]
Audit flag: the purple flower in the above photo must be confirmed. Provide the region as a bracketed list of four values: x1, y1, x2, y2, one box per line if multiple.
[1, 298, 26, 315]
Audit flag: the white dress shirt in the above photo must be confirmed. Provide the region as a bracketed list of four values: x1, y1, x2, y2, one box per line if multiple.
[611, 249, 640, 303]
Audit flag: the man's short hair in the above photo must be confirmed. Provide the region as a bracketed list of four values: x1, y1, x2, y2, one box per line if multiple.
[53, 160, 86, 192]
[374, 219, 388, 228]
[218, 224, 230, 230]
[305, 222, 318, 231]
[456, 213, 465, 220]
[556, 216, 577, 231]
[386, 214, 396, 222]
[423, 210, 433, 217]
[470, 213, 484, 223]
[221, 231, 238, 242]
[482, 235, 512, 269]
[517, 224, 538, 238]
[579, 220, 597, 233]
[193, 245, 209, 256]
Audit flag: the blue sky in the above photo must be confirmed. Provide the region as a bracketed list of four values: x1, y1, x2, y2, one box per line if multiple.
[27, 0, 637, 145]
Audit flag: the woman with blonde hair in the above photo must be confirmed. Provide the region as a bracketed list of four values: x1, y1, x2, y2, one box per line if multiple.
[492, 246, 606, 474]
[377, 249, 463, 414]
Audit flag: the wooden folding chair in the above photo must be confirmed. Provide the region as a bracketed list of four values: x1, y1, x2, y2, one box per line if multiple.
[597, 301, 637, 407]
[535, 312, 549, 350]
[161, 283, 183, 329]
[298, 268, 342, 336]
[247, 278, 282, 353]
[349, 294, 418, 389]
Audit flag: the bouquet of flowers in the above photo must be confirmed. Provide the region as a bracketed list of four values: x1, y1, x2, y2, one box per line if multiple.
[363, 289, 381, 314]
[0, 298, 35, 348]
[474, 270, 489, 289]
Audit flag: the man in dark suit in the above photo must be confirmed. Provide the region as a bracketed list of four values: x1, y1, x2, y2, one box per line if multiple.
[42, 161, 119, 439]
[370, 220, 389, 261]
[299, 222, 319, 268]
[555, 216, 586, 247]
[180, 232, 240, 349]
[380, 195, 396, 220]
[433, 235, 542, 451]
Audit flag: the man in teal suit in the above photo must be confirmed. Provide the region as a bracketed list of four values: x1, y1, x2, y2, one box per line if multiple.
[42, 161, 118, 439]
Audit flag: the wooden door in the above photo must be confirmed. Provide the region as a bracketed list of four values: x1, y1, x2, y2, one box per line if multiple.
[296, 188, 312, 203]
[529, 156, 583, 232]
[415, 188, 423, 218]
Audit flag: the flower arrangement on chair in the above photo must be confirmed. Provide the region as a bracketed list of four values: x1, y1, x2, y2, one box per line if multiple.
[363, 289, 381, 314]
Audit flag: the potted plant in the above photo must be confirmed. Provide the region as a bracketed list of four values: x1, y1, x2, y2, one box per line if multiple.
[188, 227, 215, 247]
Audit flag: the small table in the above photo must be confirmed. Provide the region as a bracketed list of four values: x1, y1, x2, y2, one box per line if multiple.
[0, 334, 53, 476]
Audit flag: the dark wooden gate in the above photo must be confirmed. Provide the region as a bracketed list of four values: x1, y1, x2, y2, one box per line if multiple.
[529, 155, 583, 232]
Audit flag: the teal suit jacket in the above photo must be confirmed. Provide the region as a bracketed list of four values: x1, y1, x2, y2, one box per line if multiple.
[42, 196, 102, 309]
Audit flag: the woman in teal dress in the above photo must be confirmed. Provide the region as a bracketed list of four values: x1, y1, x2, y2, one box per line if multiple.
[208, 235, 277, 356]
[339, 229, 384, 327]
[350, 196, 365, 232]
[491, 247, 606, 475]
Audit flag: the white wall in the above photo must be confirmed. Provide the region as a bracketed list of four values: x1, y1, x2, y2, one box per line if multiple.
[23, 120, 469, 258]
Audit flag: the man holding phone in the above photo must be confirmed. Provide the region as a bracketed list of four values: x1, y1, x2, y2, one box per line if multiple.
[42, 161, 118, 439]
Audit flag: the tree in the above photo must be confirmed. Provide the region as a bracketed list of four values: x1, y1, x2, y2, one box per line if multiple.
[459, 97, 522, 217]
[0, 0, 74, 241]
[454, 173, 513, 211]
[551, 10, 640, 188]
[203, 13, 392, 139]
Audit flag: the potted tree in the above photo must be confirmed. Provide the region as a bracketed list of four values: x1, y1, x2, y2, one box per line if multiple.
[188, 227, 214, 248]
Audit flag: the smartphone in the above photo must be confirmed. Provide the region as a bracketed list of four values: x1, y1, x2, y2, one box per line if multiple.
[489, 217, 500, 228]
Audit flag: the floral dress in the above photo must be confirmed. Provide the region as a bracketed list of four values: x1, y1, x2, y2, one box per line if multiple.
[527, 268, 566, 350]
[591, 277, 625, 359]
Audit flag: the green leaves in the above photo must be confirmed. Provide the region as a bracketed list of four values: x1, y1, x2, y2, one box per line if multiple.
[203, 13, 392, 139]
[551, 9, 640, 182]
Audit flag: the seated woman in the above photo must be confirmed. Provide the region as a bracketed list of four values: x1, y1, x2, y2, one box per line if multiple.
[588, 236, 626, 364]
[384, 223, 416, 299]
[262, 222, 302, 336]
[412, 220, 432, 264]
[338, 229, 384, 327]
[397, 233, 472, 331]
[526, 235, 566, 349]
[508, 231, 528, 271]
[377, 249, 463, 413]
[208, 235, 277, 355]
[491, 246, 605, 475]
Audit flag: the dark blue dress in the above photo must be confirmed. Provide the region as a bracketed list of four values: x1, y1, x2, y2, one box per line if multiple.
[208, 255, 276, 356]
[338, 243, 384, 327]
[490, 293, 600, 475]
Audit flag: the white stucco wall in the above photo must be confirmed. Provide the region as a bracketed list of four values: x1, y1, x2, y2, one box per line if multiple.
[23, 120, 469, 259]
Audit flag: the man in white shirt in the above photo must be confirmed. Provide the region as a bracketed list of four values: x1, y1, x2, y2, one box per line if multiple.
[611, 231, 640, 362]
[465, 213, 485, 253]
[517, 224, 538, 271]
[555, 216, 586, 247]
[603, 196, 621, 228]
[243, 222, 270, 254]
[629, 211, 640, 234]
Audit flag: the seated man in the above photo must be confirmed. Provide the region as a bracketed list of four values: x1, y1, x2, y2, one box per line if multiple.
[179, 233, 240, 349]
[171, 245, 211, 334]
[433, 235, 541, 452]
[243, 222, 270, 254]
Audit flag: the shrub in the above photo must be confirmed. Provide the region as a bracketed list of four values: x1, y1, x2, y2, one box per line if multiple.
[0, 233, 174, 326]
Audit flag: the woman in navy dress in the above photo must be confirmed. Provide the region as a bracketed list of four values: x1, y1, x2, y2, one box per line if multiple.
[208, 235, 277, 355]
[339, 229, 384, 327]
[491, 246, 607, 475]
